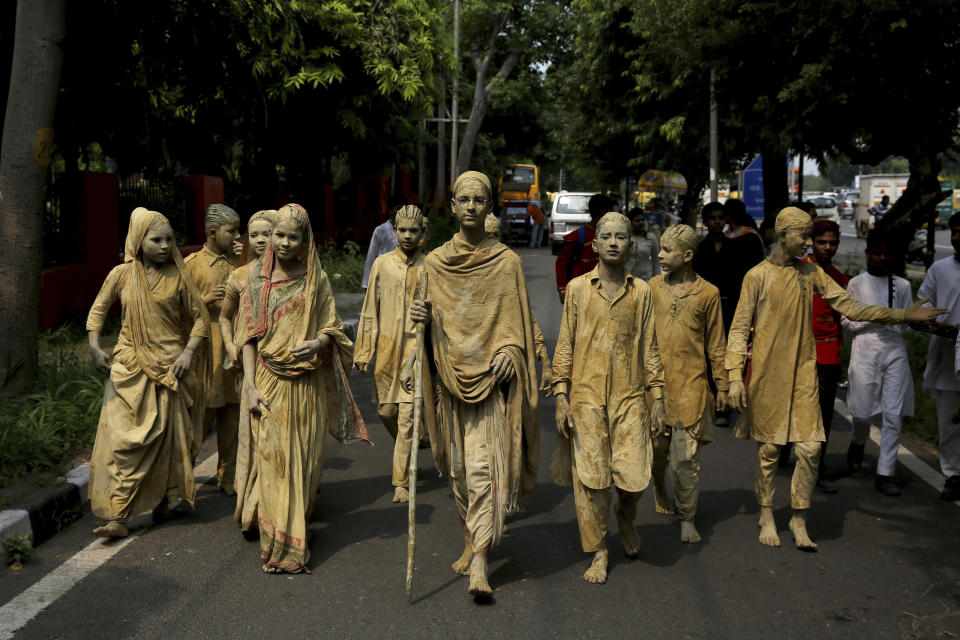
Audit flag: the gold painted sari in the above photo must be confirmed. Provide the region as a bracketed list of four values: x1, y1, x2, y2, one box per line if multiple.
[238, 204, 368, 573]
[86, 208, 209, 523]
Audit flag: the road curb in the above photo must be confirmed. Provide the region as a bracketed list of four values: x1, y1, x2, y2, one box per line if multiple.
[0, 466, 90, 561]
[0, 315, 359, 562]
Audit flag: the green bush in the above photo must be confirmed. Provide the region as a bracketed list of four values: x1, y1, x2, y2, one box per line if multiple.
[0, 327, 103, 491]
[317, 239, 364, 294]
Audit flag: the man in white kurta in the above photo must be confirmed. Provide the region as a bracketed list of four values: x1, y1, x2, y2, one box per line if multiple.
[917, 214, 960, 501]
[842, 232, 913, 495]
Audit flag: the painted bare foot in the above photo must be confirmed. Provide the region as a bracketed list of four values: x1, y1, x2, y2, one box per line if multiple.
[93, 521, 129, 538]
[758, 507, 780, 547]
[468, 555, 492, 597]
[582, 549, 608, 584]
[392, 486, 409, 503]
[452, 543, 472, 575]
[616, 509, 641, 557]
[789, 511, 818, 551]
[680, 520, 701, 543]
[654, 484, 675, 516]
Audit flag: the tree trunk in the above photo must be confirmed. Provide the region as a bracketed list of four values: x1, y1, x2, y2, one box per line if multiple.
[455, 19, 520, 174]
[876, 152, 948, 274]
[0, 0, 66, 392]
[679, 168, 707, 226]
[760, 146, 787, 224]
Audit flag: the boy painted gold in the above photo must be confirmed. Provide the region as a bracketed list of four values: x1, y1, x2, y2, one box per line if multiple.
[648, 224, 727, 543]
[727, 207, 946, 550]
[552, 212, 666, 584]
[354, 206, 440, 503]
[184, 204, 242, 494]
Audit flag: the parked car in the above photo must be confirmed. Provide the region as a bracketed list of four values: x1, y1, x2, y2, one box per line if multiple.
[499, 200, 532, 244]
[839, 192, 858, 219]
[811, 195, 839, 221]
[550, 191, 596, 255]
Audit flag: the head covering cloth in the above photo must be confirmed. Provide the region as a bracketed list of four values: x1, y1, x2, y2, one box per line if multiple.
[239, 209, 277, 264]
[249, 209, 277, 227]
[661, 223, 699, 252]
[122, 207, 210, 389]
[452, 171, 492, 198]
[775, 206, 814, 234]
[484, 213, 501, 234]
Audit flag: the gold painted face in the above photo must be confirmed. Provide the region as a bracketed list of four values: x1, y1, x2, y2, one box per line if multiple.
[592, 224, 630, 265]
[213, 221, 241, 254]
[658, 235, 691, 273]
[451, 181, 491, 231]
[782, 227, 812, 258]
[247, 219, 273, 257]
[140, 223, 174, 267]
[394, 218, 425, 254]
[272, 218, 305, 261]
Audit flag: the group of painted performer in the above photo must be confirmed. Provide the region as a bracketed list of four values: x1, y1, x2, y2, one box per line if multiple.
[86, 170, 949, 595]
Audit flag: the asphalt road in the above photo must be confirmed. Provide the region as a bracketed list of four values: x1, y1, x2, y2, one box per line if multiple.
[834, 218, 954, 264]
[2, 246, 959, 639]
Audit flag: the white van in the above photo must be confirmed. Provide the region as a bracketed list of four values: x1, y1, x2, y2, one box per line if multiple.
[550, 191, 596, 255]
[855, 174, 908, 238]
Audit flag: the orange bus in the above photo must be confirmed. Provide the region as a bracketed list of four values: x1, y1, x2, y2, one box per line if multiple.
[500, 164, 540, 202]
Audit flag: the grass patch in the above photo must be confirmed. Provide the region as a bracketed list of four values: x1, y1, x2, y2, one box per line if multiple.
[0, 325, 104, 508]
[902, 330, 939, 444]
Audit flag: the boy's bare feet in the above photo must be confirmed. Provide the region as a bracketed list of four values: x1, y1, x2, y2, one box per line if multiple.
[582, 549, 608, 584]
[789, 510, 818, 551]
[758, 506, 780, 547]
[93, 521, 129, 538]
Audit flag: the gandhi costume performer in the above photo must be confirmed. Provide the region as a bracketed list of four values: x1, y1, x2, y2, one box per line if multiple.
[414, 171, 540, 596]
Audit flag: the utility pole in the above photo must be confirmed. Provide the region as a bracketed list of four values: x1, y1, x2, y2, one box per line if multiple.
[417, 119, 426, 205]
[437, 82, 446, 209]
[709, 69, 718, 202]
[450, 0, 460, 184]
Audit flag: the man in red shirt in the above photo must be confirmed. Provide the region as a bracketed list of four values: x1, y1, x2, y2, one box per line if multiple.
[781, 219, 848, 493]
[555, 194, 614, 302]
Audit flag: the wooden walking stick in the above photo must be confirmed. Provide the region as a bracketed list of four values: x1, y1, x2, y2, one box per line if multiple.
[406, 271, 428, 597]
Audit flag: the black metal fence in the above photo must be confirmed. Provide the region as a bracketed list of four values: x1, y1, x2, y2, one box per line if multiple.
[118, 174, 195, 247]
[43, 170, 84, 267]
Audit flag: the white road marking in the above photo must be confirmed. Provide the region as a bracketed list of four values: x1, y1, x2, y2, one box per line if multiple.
[0, 451, 219, 639]
[834, 399, 957, 506]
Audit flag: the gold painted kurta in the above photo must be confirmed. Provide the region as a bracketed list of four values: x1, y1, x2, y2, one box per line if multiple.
[426, 234, 540, 550]
[184, 244, 240, 408]
[87, 261, 208, 522]
[726, 259, 906, 444]
[551, 268, 665, 492]
[648, 274, 727, 430]
[354, 248, 423, 403]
